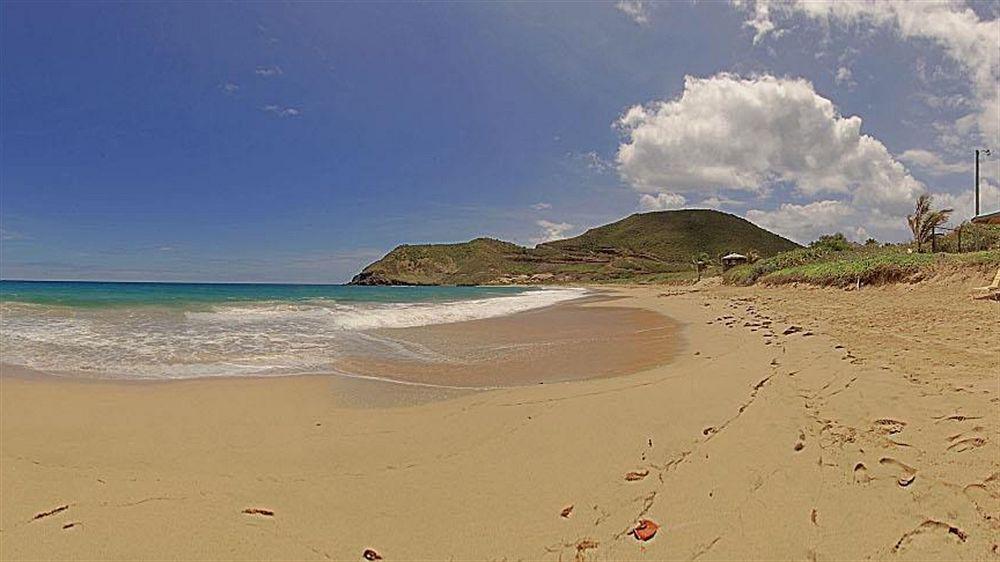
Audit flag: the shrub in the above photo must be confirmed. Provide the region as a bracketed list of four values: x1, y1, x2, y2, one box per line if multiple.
[809, 233, 854, 252]
[935, 222, 1000, 253]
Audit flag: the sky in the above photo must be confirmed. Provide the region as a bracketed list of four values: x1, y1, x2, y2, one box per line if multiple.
[2, 1, 998, 283]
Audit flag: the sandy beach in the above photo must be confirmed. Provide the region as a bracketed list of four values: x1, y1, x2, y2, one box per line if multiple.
[2, 280, 997, 560]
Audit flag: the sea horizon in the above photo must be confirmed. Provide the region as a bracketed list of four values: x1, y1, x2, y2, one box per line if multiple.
[3, 2, 997, 559]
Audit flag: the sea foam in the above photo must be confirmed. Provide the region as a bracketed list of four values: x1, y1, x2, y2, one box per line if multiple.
[0, 287, 587, 380]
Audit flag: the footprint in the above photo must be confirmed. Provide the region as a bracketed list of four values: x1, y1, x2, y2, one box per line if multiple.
[879, 457, 917, 487]
[947, 436, 987, 453]
[853, 462, 871, 484]
[964, 475, 1000, 524]
[872, 418, 907, 435]
[893, 520, 967, 552]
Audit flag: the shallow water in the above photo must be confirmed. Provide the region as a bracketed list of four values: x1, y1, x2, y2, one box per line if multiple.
[0, 281, 587, 379]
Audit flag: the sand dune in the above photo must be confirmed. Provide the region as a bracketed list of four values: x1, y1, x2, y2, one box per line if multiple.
[2, 281, 997, 560]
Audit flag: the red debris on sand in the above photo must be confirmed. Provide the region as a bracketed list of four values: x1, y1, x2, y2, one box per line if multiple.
[560, 505, 574, 518]
[624, 469, 649, 481]
[31, 504, 69, 521]
[629, 519, 660, 541]
[241, 508, 275, 517]
[363, 548, 383, 560]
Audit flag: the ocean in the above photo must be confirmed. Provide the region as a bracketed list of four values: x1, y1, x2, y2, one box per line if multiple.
[0, 281, 586, 380]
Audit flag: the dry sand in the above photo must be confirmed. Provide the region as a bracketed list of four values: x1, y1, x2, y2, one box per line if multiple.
[1, 281, 997, 560]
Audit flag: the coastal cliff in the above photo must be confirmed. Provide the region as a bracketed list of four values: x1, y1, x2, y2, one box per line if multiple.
[350, 210, 800, 285]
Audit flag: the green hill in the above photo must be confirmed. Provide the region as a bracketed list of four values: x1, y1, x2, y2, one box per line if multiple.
[539, 209, 799, 262]
[350, 209, 801, 285]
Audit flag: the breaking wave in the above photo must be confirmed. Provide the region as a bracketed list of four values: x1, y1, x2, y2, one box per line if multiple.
[0, 287, 587, 380]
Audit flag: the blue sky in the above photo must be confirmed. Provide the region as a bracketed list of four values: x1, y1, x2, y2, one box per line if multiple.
[2, 1, 998, 282]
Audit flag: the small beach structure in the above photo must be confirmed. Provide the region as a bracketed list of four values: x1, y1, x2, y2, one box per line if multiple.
[971, 210, 1000, 225]
[721, 252, 748, 269]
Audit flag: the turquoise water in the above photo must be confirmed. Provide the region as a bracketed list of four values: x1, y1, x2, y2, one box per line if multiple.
[0, 281, 586, 380]
[0, 280, 530, 308]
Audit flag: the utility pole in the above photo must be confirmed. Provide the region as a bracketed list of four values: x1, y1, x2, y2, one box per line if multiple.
[976, 149, 980, 217]
[976, 148, 992, 217]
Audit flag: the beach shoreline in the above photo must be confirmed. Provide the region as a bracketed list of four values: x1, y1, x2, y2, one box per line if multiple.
[2, 281, 997, 560]
[0, 290, 677, 392]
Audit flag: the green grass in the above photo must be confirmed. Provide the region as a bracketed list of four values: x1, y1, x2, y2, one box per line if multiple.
[724, 246, 1000, 288]
[723, 246, 845, 285]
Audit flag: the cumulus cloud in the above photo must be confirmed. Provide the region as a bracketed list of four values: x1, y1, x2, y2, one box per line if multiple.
[531, 202, 553, 211]
[616, 1, 651, 25]
[734, 0, 999, 142]
[532, 220, 574, 245]
[616, 73, 924, 218]
[262, 105, 301, 117]
[899, 149, 971, 176]
[744, 200, 895, 243]
[639, 191, 686, 211]
[220, 82, 240, 94]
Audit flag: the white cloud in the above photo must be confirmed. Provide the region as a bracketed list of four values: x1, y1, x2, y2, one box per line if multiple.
[221, 82, 240, 94]
[898, 149, 971, 176]
[616, 1, 651, 25]
[746, 200, 907, 243]
[936, 179, 1000, 224]
[735, 1, 999, 142]
[583, 150, 614, 172]
[698, 195, 746, 209]
[531, 202, 552, 211]
[574, 150, 613, 172]
[262, 105, 301, 117]
[532, 220, 574, 245]
[255, 65, 284, 77]
[834, 66, 855, 89]
[917, 92, 971, 111]
[616, 73, 924, 218]
[639, 191, 686, 211]
[747, 200, 859, 244]
[742, 0, 781, 44]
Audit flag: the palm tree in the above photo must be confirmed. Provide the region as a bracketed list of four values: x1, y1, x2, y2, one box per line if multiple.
[692, 251, 710, 282]
[907, 194, 952, 251]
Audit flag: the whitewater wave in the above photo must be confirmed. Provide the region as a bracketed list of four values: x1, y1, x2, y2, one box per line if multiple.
[185, 287, 587, 329]
[0, 287, 587, 380]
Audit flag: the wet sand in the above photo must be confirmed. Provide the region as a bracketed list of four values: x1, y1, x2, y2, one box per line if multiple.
[335, 295, 679, 389]
[1, 280, 997, 560]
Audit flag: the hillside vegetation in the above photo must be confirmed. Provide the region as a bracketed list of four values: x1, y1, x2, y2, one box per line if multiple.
[724, 230, 1000, 288]
[351, 210, 800, 285]
[539, 209, 798, 261]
